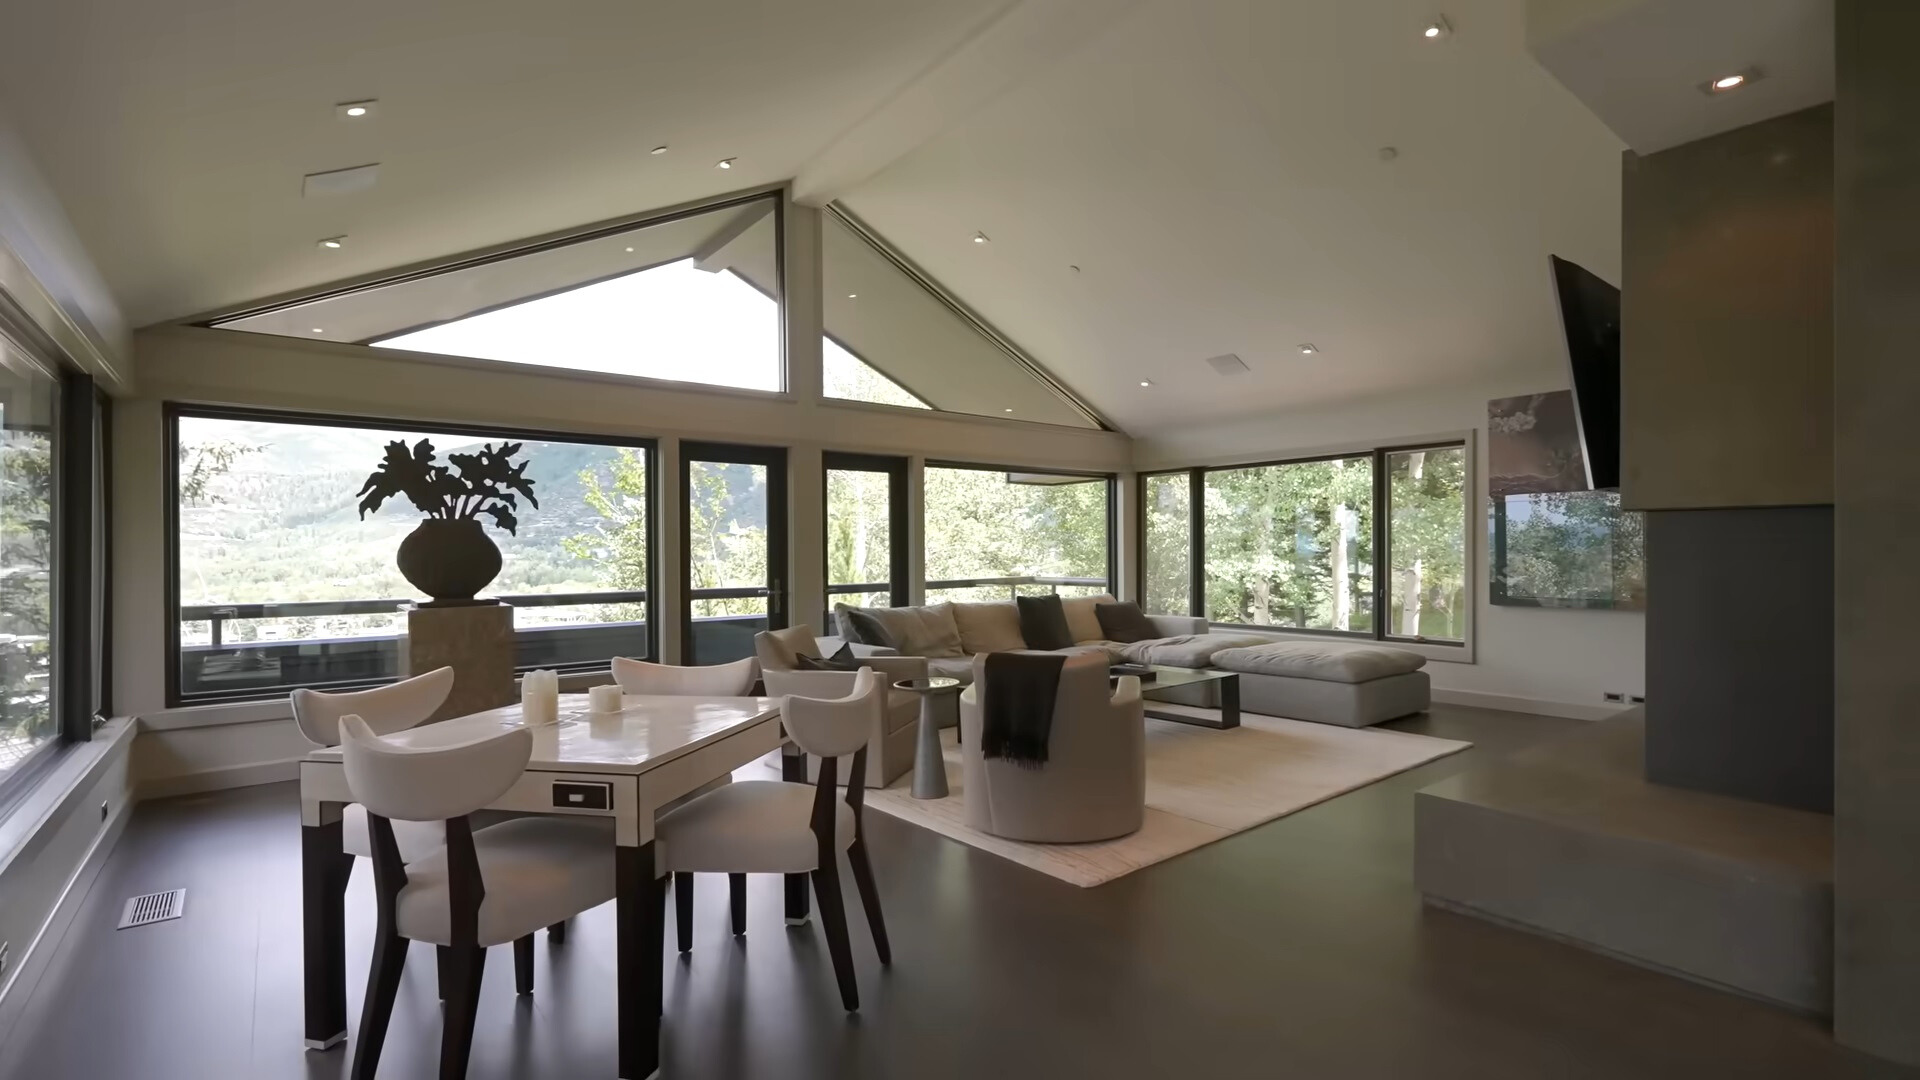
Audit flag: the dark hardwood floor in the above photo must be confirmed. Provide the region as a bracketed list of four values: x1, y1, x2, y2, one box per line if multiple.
[2, 705, 1906, 1080]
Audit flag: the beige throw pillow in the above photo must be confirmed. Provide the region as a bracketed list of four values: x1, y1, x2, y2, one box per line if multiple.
[862, 603, 965, 658]
[1061, 593, 1117, 644]
[950, 601, 1027, 654]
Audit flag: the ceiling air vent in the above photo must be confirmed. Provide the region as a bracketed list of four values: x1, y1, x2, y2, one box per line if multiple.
[1205, 353, 1250, 376]
[118, 889, 187, 930]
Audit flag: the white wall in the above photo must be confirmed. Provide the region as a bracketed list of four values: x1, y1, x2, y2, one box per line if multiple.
[1133, 371, 1646, 719]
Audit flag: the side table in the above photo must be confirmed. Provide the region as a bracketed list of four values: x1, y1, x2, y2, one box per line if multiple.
[893, 676, 963, 799]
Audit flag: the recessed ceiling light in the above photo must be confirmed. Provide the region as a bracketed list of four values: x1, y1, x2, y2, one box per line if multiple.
[650, 145, 669, 155]
[624, 246, 634, 253]
[973, 232, 990, 244]
[335, 100, 377, 120]
[1701, 68, 1762, 95]
[847, 293, 858, 299]
[1069, 264, 1081, 273]
[317, 236, 346, 250]
[1139, 380, 1153, 387]
[1004, 407, 1014, 413]
[1298, 343, 1318, 355]
[716, 157, 735, 170]
[1422, 16, 1451, 39]
[310, 327, 325, 334]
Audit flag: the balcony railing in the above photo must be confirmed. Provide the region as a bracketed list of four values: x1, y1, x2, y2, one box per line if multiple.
[826, 575, 1110, 610]
[177, 590, 658, 702]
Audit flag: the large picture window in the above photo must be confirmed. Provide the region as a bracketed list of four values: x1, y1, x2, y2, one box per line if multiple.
[1142, 439, 1469, 646]
[167, 407, 656, 703]
[0, 363, 59, 787]
[923, 464, 1113, 603]
[210, 194, 784, 394]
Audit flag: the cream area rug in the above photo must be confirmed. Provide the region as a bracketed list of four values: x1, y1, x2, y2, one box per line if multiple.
[865, 708, 1470, 887]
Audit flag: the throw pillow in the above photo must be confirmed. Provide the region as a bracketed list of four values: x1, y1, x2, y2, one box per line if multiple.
[1061, 593, 1116, 643]
[840, 606, 897, 650]
[1095, 601, 1161, 644]
[795, 643, 863, 671]
[1015, 594, 1074, 651]
[951, 601, 1026, 654]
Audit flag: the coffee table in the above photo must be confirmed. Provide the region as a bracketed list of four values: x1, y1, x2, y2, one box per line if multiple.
[1120, 665, 1241, 729]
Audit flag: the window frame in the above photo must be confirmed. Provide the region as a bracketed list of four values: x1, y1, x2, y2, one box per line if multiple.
[200, 188, 791, 396]
[922, 460, 1118, 599]
[1139, 439, 1473, 651]
[822, 451, 910, 618]
[0, 358, 105, 811]
[678, 440, 789, 665]
[163, 402, 660, 706]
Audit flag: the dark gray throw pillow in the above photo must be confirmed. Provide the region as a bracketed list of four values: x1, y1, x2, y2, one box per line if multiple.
[1095, 601, 1160, 644]
[842, 608, 897, 650]
[1015, 594, 1074, 651]
[796, 643, 863, 671]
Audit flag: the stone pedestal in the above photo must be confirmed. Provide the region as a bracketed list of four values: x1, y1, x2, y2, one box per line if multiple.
[403, 603, 516, 724]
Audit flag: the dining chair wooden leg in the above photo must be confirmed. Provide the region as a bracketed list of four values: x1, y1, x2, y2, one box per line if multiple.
[349, 930, 408, 1080]
[729, 873, 747, 936]
[438, 946, 486, 1080]
[810, 863, 859, 1012]
[514, 934, 535, 995]
[674, 872, 694, 954]
[846, 837, 891, 965]
[547, 919, 568, 944]
[436, 945, 452, 1001]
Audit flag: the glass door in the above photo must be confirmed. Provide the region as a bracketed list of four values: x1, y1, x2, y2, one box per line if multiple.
[823, 452, 908, 623]
[681, 442, 787, 665]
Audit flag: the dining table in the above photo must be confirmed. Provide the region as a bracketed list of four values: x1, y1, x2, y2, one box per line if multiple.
[298, 692, 801, 1080]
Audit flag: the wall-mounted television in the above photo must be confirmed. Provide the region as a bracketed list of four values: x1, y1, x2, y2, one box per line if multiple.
[1549, 255, 1621, 491]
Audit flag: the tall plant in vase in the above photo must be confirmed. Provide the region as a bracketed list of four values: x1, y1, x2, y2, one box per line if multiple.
[356, 439, 539, 604]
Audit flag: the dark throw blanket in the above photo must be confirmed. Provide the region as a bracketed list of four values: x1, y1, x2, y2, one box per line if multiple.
[981, 652, 1067, 768]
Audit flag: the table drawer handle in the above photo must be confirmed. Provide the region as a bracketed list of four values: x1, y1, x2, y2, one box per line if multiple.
[552, 781, 611, 811]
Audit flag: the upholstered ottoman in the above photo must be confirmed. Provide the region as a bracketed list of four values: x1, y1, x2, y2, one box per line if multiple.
[1208, 641, 1430, 728]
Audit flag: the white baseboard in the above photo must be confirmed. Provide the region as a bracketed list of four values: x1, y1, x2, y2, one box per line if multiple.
[0, 783, 134, 1055]
[1431, 688, 1627, 722]
[136, 757, 300, 802]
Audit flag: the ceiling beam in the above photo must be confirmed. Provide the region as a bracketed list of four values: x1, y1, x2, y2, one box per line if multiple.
[791, 0, 1146, 207]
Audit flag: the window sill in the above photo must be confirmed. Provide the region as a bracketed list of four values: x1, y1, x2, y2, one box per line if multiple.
[144, 668, 622, 733]
[0, 718, 135, 881]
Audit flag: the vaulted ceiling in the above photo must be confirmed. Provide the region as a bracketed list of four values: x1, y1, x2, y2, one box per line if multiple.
[0, 0, 1639, 435]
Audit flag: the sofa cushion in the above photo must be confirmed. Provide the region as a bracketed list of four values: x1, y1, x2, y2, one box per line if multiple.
[1094, 601, 1160, 644]
[927, 656, 976, 683]
[1016, 595, 1075, 651]
[835, 603, 965, 658]
[794, 642, 862, 672]
[1121, 633, 1271, 669]
[835, 605, 897, 649]
[950, 601, 1027, 654]
[1210, 641, 1428, 684]
[1060, 593, 1117, 644]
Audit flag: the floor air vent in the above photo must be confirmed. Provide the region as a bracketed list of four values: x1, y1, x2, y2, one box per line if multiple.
[118, 889, 187, 930]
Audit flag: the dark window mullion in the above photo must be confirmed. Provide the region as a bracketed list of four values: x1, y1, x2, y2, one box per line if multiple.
[1189, 467, 1206, 622]
[1372, 449, 1389, 642]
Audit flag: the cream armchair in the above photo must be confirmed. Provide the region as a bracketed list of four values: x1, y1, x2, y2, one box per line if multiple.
[754, 626, 924, 788]
[959, 651, 1146, 843]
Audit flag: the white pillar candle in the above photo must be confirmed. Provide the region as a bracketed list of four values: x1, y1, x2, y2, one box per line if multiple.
[522, 670, 560, 726]
[589, 684, 624, 714]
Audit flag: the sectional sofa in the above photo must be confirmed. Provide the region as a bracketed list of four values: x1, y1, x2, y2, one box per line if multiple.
[825, 594, 1431, 729]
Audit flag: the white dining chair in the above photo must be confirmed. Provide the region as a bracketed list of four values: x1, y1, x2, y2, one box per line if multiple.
[611, 655, 758, 696]
[292, 668, 566, 992]
[340, 715, 616, 1080]
[610, 655, 758, 937]
[652, 667, 891, 1010]
[290, 668, 457, 864]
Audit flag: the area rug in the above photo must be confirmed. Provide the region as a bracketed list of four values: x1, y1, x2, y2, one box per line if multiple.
[865, 707, 1470, 887]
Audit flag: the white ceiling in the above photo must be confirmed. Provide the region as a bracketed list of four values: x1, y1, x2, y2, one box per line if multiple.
[0, 0, 1009, 325]
[839, 0, 1628, 434]
[1528, 0, 1833, 154]
[0, 0, 1633, 436]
